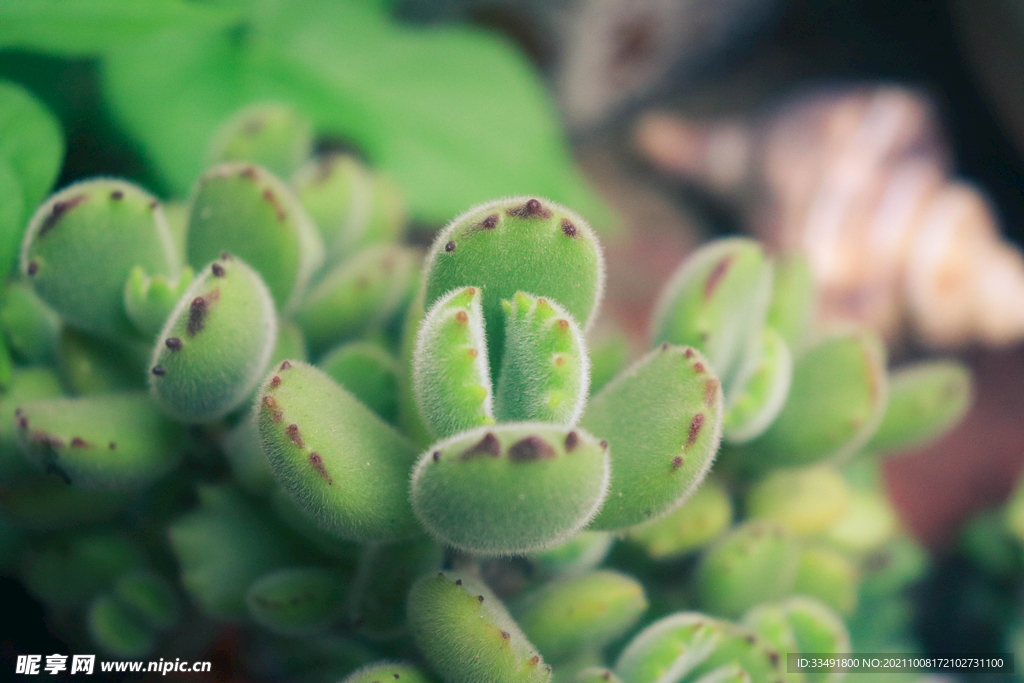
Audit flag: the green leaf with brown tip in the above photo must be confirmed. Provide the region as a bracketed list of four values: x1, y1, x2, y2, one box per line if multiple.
[744, 598, 850, 683]
[412, 286, 495, 439]
[247, 566, 347, 636]
[187, 162, 323, 311]
[15, 391, 182, 491]
[341, 662, 432, 683]
[575, 669, 625, 683]
[410, 422, 609, 555]
[512, 570, 648, 663]
[208, 102, 313, 180]
[408, 570, 551, 683]
[0, 366, 63, 484]
[423, 196, 604, 374]
[21, 178, 179, 340]
[723, 327, 792, 444]
[695, 521, 800, 618]
[581, 344, 724, 531]
[731, 330, 888, 470]
[614, 612, 786, 683]
[651, 238, 774, 397]
[149, 254, 277, 423]
[296, 243, 418, 356]
[257, 361, 421, 542]
[495, 292, 590, 426]
[866, 359, 972, 455]
[626, 477, 732, 560]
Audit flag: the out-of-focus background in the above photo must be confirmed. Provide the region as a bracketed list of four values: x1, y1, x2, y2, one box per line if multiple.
[2, 0, 1024, 674]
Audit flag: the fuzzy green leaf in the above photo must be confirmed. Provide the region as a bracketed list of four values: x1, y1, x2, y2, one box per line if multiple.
[410, 422, 609, 555]
[256, 361, 421, 543]
[408, 570, 551, 683]
[581, 344, 724, 531]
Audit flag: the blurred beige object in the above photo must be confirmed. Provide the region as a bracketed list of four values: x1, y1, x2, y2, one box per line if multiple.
[553, 0, 781, 132]
[636, 85, 1024, 349]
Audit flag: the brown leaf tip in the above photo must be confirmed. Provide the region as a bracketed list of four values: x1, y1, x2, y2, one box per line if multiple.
[600, 440, 609, 450]
[27, 261, 38, 276]
[39, 194, 87, 238]
[309, 452, 333, 484]
[455, 310, 469, 323]
[262, 188, 286, 221]
[704, 255, 734, 299]
[693, 362, 705, 374]
[455, 579, 462, 585]
[220, 252, 231, 261]
[464, 286, 476, 296]
[529, 656, 540, 667]
[684, 348, 695, 358]
[110, 190, 124, 201]
[286, 423, 305, 448]
[461, 432, 501, 460]
[501, 631, 510, 640]
[467, 348, 478, 358]
[165, 337, 182, 351]
[187, 297, 208, 336]
[687, 413, 705, 447]
[506, 198, 551, 219]
[704, 379, 718, 407]
[560, 218, 577, 236]
[151, 365, 166, 376]
[262, 395, 283, 422]
[661, 342, 670, 351]
[280, 360, 292, 370]
[432, 451, 441, 462]
[240, 166, 258, 180]
[71, 437, 89, 448]
[211, 262, 225, 277]
[270, 376, 281, 388]
[480, 213, 499, 229]
[445, 241, 456, 252]
[564, 431, 579, 452]
[557, 319, 569, 330]
[672, 455, 683, 469]
[509, 436, 556, 462]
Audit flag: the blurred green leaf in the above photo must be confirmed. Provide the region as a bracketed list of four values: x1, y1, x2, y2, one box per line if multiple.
[0, 0, 242, 56]
[102, 0, 610, 227]
[0, 161, 24, 280]
[0, 79, 63, 215]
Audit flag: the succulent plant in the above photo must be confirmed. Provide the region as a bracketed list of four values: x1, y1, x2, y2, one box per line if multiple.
[0, 94, 978, 681]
